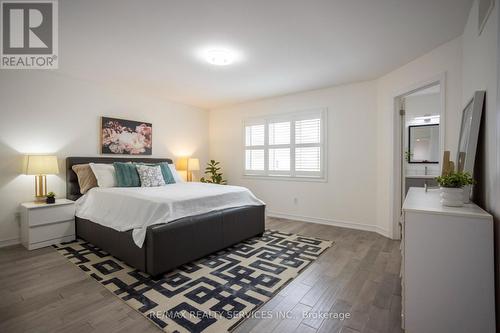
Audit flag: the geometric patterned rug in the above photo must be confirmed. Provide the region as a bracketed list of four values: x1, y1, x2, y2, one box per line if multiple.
[54, 230, 333, 333]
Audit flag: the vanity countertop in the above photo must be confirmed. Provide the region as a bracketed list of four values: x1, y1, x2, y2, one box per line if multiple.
[405, 174, 438, 179]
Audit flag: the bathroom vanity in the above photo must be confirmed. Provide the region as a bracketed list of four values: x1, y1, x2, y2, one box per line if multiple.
[404, 174, 438, 195]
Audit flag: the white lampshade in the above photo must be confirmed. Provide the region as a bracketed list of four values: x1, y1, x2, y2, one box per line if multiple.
[24, 155, 59, 175]
[187, 158, 200, 171]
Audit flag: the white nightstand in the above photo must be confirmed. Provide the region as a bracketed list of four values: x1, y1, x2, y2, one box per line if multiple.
[20, 199, 76, 250]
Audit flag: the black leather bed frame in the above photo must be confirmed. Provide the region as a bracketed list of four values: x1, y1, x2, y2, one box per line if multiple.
[66, 157, 265, 278]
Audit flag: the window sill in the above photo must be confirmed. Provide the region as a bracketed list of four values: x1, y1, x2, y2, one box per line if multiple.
[242, 174, 327, 183]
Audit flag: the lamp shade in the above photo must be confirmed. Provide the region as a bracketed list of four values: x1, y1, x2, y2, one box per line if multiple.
[175, 157, 188, 171]
[25, 155, 59, 175]
[188, 158, 200, 171]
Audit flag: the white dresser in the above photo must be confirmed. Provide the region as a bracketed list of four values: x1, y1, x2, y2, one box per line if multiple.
[401, 188, 495, 332]
[20, 199, 76, 250]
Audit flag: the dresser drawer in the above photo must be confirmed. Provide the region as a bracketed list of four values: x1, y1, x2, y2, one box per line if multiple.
[28, 204, 75, 227]
[30, 220, 75, 244]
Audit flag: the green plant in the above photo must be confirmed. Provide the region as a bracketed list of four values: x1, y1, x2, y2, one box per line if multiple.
[435, 171, 474, 188]
[200, 160, 227, 185]
[46, 192, 56, 198]
[404, 151, 413, 163]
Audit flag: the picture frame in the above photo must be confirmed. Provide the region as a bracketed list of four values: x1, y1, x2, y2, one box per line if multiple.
[456, 91, 485, 174]
[100, 116, 152, 155]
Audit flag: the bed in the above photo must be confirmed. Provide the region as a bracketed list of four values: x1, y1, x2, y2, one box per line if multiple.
[66, 157, 265, 278]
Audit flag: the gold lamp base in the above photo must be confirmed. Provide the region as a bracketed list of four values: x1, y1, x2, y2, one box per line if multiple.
[34, 174, 47, 202]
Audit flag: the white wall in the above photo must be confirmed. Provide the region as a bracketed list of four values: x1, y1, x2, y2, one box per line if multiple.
[405, 93, 441, 118]
[209, 37, 464, 239]
[0, 71, 209, 246]
[462, 0, 498, 210]
[209, 81, 383, 234]
[461, 0, 499, 324]
[376, 37, 463, 237]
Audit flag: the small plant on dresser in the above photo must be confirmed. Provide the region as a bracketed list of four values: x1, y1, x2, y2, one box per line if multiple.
[435, 171, 474, 207]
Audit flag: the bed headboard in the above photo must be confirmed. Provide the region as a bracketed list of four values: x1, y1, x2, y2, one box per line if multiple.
[66, 156, 173, 201]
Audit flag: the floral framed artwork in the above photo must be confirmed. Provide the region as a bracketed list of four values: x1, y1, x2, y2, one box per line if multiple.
[101, 117, 152, 155]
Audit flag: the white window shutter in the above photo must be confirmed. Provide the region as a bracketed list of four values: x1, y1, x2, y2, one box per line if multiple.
[244, 109, 325, 179]
[245, 149, 264, 171]
[245, 124, 264, 146]
[268, 148, 290, 171]
[296, 147, 321, 172]
[268, 121, 290, 145]
[295, 118, 321, 144]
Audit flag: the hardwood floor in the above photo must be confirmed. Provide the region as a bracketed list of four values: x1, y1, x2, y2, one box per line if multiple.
[0, 218, 402, 333]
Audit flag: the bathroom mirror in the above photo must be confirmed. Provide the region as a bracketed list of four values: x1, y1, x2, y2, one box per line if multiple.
[456, 91, 485, 173]
[408, 124, 440, 163]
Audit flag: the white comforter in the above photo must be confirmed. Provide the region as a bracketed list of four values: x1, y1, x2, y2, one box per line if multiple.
[75, 182, 265, 247]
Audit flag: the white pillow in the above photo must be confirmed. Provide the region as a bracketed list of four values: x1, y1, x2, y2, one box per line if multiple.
[136, 164, 166, 187]
[89, 163, 116, 188]
[168, 164, 185, 183]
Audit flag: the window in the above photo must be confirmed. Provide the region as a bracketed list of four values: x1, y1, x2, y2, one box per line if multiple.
[244, 109, 326, 179]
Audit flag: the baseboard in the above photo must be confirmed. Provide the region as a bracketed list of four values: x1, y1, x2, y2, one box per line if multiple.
[374, 226, 392, 238]
[267, 211, 393, 239]
[0, 237, 20, 248]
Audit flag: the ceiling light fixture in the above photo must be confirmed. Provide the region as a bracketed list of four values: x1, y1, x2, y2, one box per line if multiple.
[205, 49, 235, 66]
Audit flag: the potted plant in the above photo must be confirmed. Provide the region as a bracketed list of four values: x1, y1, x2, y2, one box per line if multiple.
[46, 192, 56, 204]
[435, 171, 474, 207]
[404, 150, 413, 163]
[200, 160, 227, 185]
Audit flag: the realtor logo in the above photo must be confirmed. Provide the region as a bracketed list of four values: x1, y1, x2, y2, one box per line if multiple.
[1, 0, 58, 69]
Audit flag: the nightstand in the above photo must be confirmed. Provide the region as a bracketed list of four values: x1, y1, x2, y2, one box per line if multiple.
[20, 199, 76, 250]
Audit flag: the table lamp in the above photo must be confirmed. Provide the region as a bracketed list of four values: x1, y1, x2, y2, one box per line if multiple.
[175, 157, 188, 181]
[187, 158, 200, 182]
[24, 155, 59, 201]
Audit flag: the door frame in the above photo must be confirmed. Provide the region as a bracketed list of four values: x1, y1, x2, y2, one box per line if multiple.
[391, 73, 446, 239]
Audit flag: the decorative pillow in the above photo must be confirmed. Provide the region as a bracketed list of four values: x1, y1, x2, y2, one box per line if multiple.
[136, 164, 166, 187]
[113, 162, 140, 187]
[168, 164, 185, 183]
[89, 163, 116, 188]
[134, 162, 175, 184]
[72, 164, 98, 194]
[159, 162, 175, 184]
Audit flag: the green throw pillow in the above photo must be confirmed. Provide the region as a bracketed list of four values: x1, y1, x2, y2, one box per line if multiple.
[113, 162, 141, 187]
[158, 162, 176, 184]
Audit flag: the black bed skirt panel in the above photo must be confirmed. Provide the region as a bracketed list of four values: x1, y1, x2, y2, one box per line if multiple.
[75, 205, 265, 277]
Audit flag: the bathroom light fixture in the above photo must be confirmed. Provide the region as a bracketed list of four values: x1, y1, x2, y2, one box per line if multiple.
[413, 115, 440, 121]
[205, 49, 235, 66]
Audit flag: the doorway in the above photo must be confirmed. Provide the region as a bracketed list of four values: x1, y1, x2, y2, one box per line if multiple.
[392, 76, 445, 239]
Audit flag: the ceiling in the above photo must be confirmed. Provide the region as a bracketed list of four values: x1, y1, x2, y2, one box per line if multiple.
[60, 0, 472, 109]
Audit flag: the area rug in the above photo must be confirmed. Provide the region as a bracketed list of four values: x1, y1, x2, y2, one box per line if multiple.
[54, 230, 332, 333]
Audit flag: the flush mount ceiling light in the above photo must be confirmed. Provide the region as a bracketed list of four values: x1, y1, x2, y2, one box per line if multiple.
[205, 49, 235, 66]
